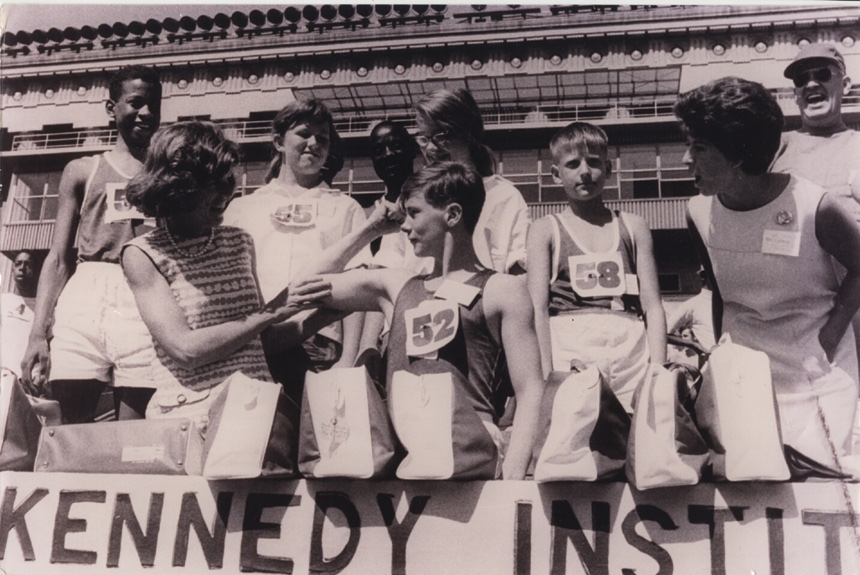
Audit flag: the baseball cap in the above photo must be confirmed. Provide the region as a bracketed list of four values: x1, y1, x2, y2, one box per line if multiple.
[784, 43, 846, 78]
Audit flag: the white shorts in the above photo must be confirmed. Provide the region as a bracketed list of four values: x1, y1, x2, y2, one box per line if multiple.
[50, 262, 157, 388]
[549, 310, 649, 413]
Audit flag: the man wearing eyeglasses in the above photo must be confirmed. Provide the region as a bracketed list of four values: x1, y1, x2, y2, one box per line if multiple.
[771, 43, 860, 219]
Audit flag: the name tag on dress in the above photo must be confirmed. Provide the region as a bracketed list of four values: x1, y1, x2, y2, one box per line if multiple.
[404, 299, 460, 360]
[270, 199, 318, 228]
[104, 183, 153, 224]
[761, 229, 800, 257]
[568, 253, 626, 297]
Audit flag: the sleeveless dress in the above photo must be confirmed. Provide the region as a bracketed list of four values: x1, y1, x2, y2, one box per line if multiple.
[687, 177, 859, 467]
[124, 226, 271, 429]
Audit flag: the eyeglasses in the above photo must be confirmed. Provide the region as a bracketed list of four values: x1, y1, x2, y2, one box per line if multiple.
[415, 131, 449, 148]
[793, 67, 833, 88]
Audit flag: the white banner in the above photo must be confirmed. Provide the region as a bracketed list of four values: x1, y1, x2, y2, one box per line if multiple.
[0, 472, 858, 574]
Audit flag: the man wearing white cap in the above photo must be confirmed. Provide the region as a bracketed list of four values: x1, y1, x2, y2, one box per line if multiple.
[771, 43, 860, 218]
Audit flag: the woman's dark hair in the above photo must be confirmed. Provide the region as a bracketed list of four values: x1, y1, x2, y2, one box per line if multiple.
[415, 88, 496, 177]
[674, 77, 784, 175]
[266, 98, 334, 183]
[126, 121, 239, 218]
[400, 162, 486, 234]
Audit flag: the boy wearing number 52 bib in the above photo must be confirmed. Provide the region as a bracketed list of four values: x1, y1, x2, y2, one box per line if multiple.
[291, 162, 544, 480]
[526, 123, 666, 413]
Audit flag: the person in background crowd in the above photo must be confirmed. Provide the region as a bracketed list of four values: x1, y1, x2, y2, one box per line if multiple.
[526, 122, 666, 413]
[293, 162, 544, 479]
[1, 251, 42, 380]
[679, 76, 860, 472]
[770, 42, 860, 373]
[20, 65, 162, 423]
[359, 121, 420, 353]
[667, 267, 716, 352]
[121, 121, 332, 429]
[374, 88, 531, 276]
[222, 99, 369, 402]
[371, 121, 419, 205]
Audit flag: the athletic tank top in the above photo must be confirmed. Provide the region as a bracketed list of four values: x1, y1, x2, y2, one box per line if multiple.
[548, 210, 642, 316]
[386, 270, 511, 423]
[78, 153, 153, 264]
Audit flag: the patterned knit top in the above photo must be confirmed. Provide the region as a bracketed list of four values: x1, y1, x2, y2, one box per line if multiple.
[124, 226, 272, 416]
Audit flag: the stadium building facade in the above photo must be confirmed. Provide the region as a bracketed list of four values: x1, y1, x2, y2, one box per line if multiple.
[2, 4, 858, 293]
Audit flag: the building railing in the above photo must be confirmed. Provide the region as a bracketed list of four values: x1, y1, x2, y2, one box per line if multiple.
[529, 198, 689, 230]
[10, 87, 860, 154]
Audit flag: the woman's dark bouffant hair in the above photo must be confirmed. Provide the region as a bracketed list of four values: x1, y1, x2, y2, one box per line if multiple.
[125, 121, 239, 218]
[399, 162, 486, 234]
[266, 98, 334, 183]
[674, 77, 784, 175]
[415, 88, 497, 178]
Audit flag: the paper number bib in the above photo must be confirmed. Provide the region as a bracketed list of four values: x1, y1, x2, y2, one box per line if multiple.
[568, 252, 626, 297]
[104, 183, 151, 223]
[271, 199, 318, 228]
[405, 299, 460, 358]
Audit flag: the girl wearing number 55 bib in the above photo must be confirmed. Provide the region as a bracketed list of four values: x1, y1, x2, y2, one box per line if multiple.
[223, 100, 370, 403]
[678, 77, 860, 474]
[527, 123, 667, 414]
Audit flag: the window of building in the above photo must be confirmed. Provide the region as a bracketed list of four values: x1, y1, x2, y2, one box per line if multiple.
[7, 171, 62, 223]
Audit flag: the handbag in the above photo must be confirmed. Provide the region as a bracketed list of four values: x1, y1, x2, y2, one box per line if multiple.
[35, 417, 203, 474]
[201, 372, 299, 480]
[695, 334, 791, 481]
[533, 367, 630, 483]
[0, 369, 43, 471]
[389, 370, 498, 480]
[299, 366, 398, 479]
[625, 364, 709, 490]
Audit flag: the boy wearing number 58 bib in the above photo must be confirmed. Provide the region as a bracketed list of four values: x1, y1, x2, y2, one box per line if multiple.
[526, 123, 667, 413]
[291, 163, 544, 480]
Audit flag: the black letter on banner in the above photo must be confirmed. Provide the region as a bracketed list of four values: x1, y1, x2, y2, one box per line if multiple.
[173, 491, 233, 569]
[688, 505, 746, 575]
[240, 493, 300, 574]
[377, 493, 430, 575]
[766, 508, 784, 575]
[106, 492, 164, 568]
[514, 501, 532, 575]
[550, 500, 610, 575]
[310, 491, 360, 574]
[621, 504, 677, 575]
[802, 509, 860, 575]
[51, 490, 106, 564]
[0, 487, 48, 561]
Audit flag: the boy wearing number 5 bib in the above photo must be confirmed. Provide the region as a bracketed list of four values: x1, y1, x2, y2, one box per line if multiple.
[526, 123, 666, 413]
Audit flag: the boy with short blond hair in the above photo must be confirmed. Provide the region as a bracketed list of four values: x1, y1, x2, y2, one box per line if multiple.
[526, 122, 666, 412]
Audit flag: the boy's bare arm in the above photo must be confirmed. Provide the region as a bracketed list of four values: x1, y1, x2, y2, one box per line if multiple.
[525, 218, 555, 377]
[628, 213, 667, 364]
[21, 157, 93, 388]
[486, 274, 544, 480]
